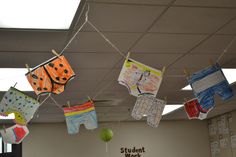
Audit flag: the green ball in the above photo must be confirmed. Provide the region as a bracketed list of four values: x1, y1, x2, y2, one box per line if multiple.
[100, 128, 113, 142]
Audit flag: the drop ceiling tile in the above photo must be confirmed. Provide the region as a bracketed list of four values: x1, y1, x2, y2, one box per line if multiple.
[169, 54, 235, 70]
[88, 0, 172, 5]
[78, 69, 110, 81]
[217, 19, 236, 35]
[67, 53, 122, 69]
[83, 3, 166, 32]
[160, 77, 187, 92]
[132, 33, 206, 53]
[0, 31, 67, 51]
[67, 32, 141, 53]
[191, 35, 235, 54]
[174, 0, 236, 8]
[150, 7, 236, 33]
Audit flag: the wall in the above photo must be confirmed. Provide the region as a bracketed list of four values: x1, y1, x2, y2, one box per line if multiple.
[208, 110, 236, 157]
[23, 121, 210, 157]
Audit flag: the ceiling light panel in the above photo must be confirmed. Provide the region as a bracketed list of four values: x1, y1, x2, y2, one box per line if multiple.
[0, 0, 81, 29]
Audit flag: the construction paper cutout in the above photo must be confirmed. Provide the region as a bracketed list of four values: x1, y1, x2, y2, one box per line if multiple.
[0, 87, 40, 125]
[26, 55, 75, 95]
[63, 101, 98, 134]
[118, 58, 163, 97]
[0, 124, 29, 144]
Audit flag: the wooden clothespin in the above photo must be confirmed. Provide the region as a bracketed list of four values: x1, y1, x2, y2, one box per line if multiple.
[87, 96, 93, 103]
[184, 68, 190, 77]
[162, 66, 166, 77]
[126, 52, 131, 60]
[13, 82, 17, 88]
[164, 96, 167, 103]
[51, 49, 60, 58]
[3, 125, 6, 133]
[67, 101, 71, 108]
[25, 64, 32, 76]
[208, 59, 214, 66]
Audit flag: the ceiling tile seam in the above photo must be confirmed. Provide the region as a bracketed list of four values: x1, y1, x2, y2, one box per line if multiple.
[71, 0, 177, 99]
[60, 0, 87, 54]
[127, 0, 177, 52]
[166, 16, 236, 69]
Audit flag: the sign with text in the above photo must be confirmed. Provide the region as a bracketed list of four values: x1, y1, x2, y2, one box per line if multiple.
[120, 147, 146, 157]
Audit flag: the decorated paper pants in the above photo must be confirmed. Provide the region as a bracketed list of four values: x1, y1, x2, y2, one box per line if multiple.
[65, 111, 97, 134]
[118, 58, 163, 97]
[132, 94, 166, 128]
[26, 55, 75, 95]
[187, 63, 233, 110]
[63, 101, 98, 134]
[184, 98, 211, 120]
[0, 87, 40, 125]
[0, 124, 29, 144]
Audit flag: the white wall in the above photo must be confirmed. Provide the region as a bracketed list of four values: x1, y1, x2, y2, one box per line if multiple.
[23, 121, 210, 157]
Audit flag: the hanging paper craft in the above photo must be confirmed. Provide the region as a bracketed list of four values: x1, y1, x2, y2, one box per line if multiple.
[0, 124, 29, 144]
[186, 63, 233, 110]
[0, 87, 40, 125]
[132, 94, 166, 128]
[26, 55, 75, 95]
[184, 98, 212, 120]
[118, 58, 163, 97]
[63, 101, 98, 134]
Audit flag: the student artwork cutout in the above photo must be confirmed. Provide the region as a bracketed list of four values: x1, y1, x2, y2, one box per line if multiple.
[186, 63, 233, 110]
[63, 100, 98, 134]
[118, 58, 163, 97]
[26, 55, 75, 95]
[184, 98, 212, 120]
[0, 87, 40, 125]
[132, 94, 166, 128]
[0, 124, 29, 144]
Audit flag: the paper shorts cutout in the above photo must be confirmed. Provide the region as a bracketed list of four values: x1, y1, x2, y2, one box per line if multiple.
[187, 63, 233, 110]
[63, 101, 98, 134]
[132, 94, 166, 127]
[0, 87, 40, 125]
[0, 124, 29, 144]
[118, 58, 163, 97]
[26, 55, 75, 95]
[184, 98, 211, 120]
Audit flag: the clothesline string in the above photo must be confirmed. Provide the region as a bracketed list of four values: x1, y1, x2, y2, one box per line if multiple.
[217, 36, 236, 63]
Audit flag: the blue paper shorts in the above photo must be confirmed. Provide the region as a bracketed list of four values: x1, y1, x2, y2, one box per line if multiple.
[187, 63, 233, 110]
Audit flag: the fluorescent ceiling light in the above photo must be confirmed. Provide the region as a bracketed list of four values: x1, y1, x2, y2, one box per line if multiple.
[0, 113, 15, 120]
[142, 105, 183, 116]
[162, 105, 183, 115]
[182, 69, 236, 90]
[0, 0, 81, 29]
[0, 68, 33, 91]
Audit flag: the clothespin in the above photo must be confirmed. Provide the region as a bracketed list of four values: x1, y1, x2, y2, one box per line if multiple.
[13, 82, 17, 88]
[25, 64, 32, 76]
[162, 66, 166, 77]
[3, 125, 6, 133]
[126, 52, 131, 60]
[164, 96, 167, 103]
[87, 96, 93, 103]
[67, 101, 71, 108]
[51, 49, 60, 58]
[184, 68, 190, 77]
[208, 59, 214, 66]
